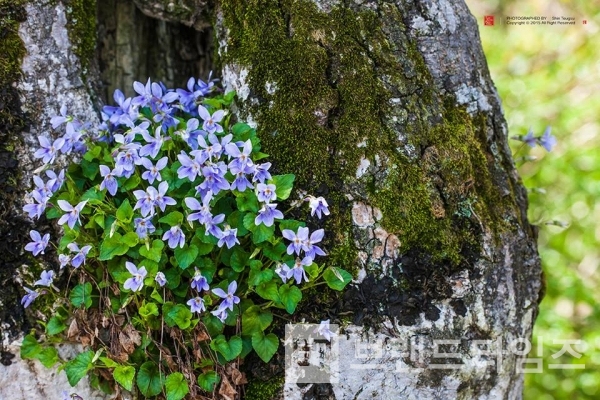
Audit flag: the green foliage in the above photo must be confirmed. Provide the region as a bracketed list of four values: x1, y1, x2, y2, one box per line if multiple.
[24, 83, 349, 398]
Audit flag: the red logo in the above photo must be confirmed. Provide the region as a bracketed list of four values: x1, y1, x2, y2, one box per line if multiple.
[484, 16, 495, 26]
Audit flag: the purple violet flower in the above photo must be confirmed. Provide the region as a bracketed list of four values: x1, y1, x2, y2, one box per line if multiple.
[177, 151, 204, 182]
[522, 128, 536, 148]
[140, 156, 168, 184]
[225, 140, 253, 172]
[211, 304, 229, 322]
[154, 181, 177, 212]
[286, 257, 312, 285]
[140, 126, 166, 158]
[21, 287, 39, 308]
[155, 271, 167, 287]
[217, 226, 239, 249]
[231, 165, 254, 192]
[34, 136, 65, 164]
[50, 105, 70, 129]
[25, 230, 50, 256]
[212, 280, 240, 312]
[57, 200, 87, 229]
[34, 270, 55, 287]
[198, 162, 230, 195]
[61, 123, 83, 154]
[59, 254, 71, 269]
[303, 229, 327, 259]
[162, 225, 185, 249]
[255, 203, 283, 227]
[307, 196, 330, 219]
[539, 126, 556, 152]
[185, 191, 213, 225]
[123, 261, 147, 292]
[275, 263, 290, 283]
[253, 162, 272, 183]
[68, 243, 92, 268]
[191, 267, 210, 291]
[46, 169, 65, 192]
[133, 187, 157, 217]
[282, 227, 309, 256]
[198, 105, 225, 134]
[314, 320, 335, 342]
[187, 297, 206, 313]
[99, 165, 120, 196]
[204, 213, 225, 238]
[256, 183, 277, 203]
[23, 191, 48, 220]
[134, 216, 156, 239]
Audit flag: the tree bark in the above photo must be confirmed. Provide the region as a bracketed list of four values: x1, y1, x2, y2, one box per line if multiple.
[0, 0, 541, 399]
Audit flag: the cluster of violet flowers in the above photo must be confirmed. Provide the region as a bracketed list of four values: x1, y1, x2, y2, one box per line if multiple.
[512, 126, 557, 152]
[21, 74, 331, 327]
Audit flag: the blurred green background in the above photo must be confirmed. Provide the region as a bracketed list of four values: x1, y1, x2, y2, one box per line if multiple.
[465, 0, 600, 398]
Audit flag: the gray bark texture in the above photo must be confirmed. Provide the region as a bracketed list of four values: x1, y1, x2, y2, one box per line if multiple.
[0, 0, 542, 399]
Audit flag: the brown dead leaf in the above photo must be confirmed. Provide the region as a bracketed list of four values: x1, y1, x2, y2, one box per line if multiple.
[218, 376, 237, 400]
[228, 365, 247, 385]
[67, 319, 79, 340]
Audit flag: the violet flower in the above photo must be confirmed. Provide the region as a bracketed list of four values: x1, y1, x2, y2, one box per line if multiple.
[140, 156, 168, 184]
[191, 267, 210, 291]
[57, 200, 87, 229]
[187, 297, 206, 313]
[21, 287, 39, 308]
[256, 183, 277, 203]
[217, 226, 239, 249]
[134, 216, 156, 239]
[34, 270, 55, 287]
[212, 280, 240, 312]
[123, 261, 147, 292]
[68, 243, 92, 268]
[155, 271, 167, 287]
[34, 136, 65, 164]
[198, 105, 225, 134]
[255, 203, 283, 227]
[306, 196, 330, 219]
[25, 230, 50, 256]
[282, 227, 309, 256]
[99, 165, 120, 196]
[286, 257, 312, 285]
[162, 225, 185, 249]
[539, 126, 556, 152]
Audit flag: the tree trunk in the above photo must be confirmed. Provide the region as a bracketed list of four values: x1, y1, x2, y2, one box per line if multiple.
[0, 0, 541, 399]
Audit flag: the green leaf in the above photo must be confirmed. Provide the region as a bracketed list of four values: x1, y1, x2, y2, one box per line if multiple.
[196, 241, 214, 256]
[122, 231, 139, 247]
[113, 365, 135, 391]
[99, 232, 130, 261]
[46, 206, 61, 220]
[159, 211, 183, 226]
[65, 350, 95, 386]
[35, 347, 59, 368]
[165, 372, 189, 400]
[20, 334, 41, 359]
[46, 316, 67, 335]
[164, 304, 193, 329]
[203, 315, 224, 337]
[323, 267, 353, 291]
[230, 247, 249, 272]
[252, 332, 279, 363]
[232, 122, 252, 137]
[136, 361, 164, 397]
[174, 244, 198, 270]
[270, 174, 295, 200]
[122, 175, 141, 191]
[150, 288, 164, 304]
[262, 241, 286, 261]
[70, 282, 93, 309]
[139, 302, 159, 319]
[116, 199, 134, 223]
[83, 144, 102, 161]
[242, 306, 273, 336]
[256, 281, 281, 303]
[81, 187, 105, 204]
[94, 213, 105, 229]
[278, 219, 305, 232]
[100, 357, 118, 368]
[248, 268, 273, 287]
[210, 335, 243, 362]
[197, 371, 220, 392]
[252, 223, 274, 244]
[59, 230, 79, 251]
[81, 159, 99, 180]
[279, 284, 302, 314]
[236, 191, 259, 212]
[139, 239, 165, 262]
[243, 212, 257, 231]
